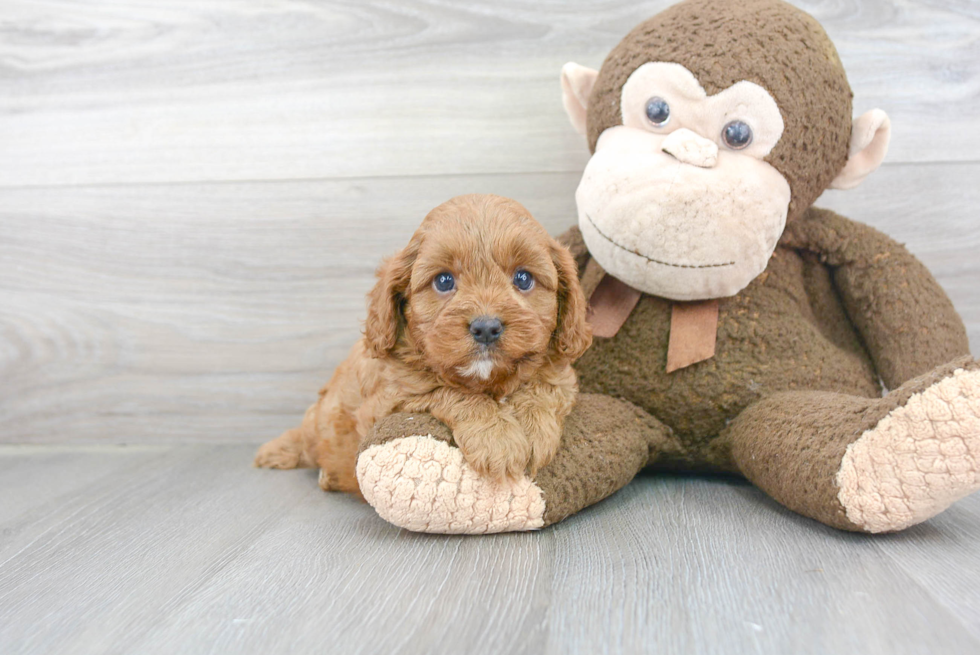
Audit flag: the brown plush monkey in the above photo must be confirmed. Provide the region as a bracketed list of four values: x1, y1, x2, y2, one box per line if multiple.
[354, 0, 980, 534]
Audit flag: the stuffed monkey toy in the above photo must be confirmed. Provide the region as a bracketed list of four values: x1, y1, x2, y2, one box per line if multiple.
[354, 0, 980, 534]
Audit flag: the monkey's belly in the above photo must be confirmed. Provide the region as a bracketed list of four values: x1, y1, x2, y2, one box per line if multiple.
[574, 273, 880, 460]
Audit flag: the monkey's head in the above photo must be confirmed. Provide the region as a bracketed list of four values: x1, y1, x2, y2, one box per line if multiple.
[561, 0, 891, 301]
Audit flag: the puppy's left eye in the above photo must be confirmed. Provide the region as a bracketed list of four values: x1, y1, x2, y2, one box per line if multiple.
[513, 269, 534, 292]
[433, 272, 455, 294]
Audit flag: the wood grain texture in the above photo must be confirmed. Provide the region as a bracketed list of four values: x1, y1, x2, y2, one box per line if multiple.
[875, 490, 980, 642]
[1, 164, 977, 443]
[0, 446, 317, 654]
[546, 475, 980, 654]
[0, 444, 168, 524]
[0, 0, 979, 188]
[2, 3, 979, 654]
[1, 445, 978, 655]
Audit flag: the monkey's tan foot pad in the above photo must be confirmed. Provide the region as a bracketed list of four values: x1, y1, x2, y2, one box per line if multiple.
[356, 436, 546, 534]
[838, 367, 980, 533]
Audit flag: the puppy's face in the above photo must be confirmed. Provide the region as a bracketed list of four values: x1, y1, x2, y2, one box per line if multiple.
[365, 195, 591, 391]
[408, 203, 559, 387]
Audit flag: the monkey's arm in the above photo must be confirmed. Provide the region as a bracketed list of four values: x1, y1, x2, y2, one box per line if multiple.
[782, 207, 970, 389]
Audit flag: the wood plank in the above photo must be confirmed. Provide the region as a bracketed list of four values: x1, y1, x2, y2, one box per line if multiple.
[127, 493, 553, 655]
[2, 447, 976, 654]
[0, 445, 316, 655]
[874, 493, 980, 641]
[0, 0, 978, 187]
[545, 475, 980, 654]
[1, 163, 977, 443]
[1, 447, 978, 654]
[0, 444, 168, 524]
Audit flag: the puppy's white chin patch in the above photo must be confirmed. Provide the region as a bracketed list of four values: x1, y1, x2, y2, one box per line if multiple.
[458, 356, 494, 381]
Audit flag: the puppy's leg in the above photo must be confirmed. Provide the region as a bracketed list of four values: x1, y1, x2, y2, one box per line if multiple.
[421, 391, 530, 481]
[314, 405, 364, 499]
[455, 411, 530, 482]
[256, 340, 377, 498]
[507, 375, 577, 477]
[254, 426, 316, 469]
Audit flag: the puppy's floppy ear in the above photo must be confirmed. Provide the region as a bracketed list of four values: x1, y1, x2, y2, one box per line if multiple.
[549, 239, 592, 361]
[364, 240, 418, 358]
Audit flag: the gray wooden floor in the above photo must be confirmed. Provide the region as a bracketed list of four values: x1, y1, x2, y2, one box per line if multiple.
[2, 1, 980, 653]
[2, 444, 980, 655]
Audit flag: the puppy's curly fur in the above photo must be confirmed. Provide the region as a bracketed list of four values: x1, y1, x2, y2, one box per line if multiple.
[255, 194, 592, 494]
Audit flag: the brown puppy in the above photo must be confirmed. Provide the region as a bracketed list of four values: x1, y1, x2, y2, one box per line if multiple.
[254, 194, 592, 494]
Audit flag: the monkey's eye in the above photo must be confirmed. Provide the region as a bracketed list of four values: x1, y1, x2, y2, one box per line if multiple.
[433, 272, 455, 294]
[645, 97, 670, 126]
[722, 121, 753, 149]
[513, 269, 534, 292]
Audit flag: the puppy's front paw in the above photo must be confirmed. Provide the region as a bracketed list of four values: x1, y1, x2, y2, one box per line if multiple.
[527, 419, 562, 477]
[455, 415, 531, 481]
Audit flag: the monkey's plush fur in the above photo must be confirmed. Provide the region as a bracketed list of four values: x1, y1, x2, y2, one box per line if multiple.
[351, 0, 980, 535]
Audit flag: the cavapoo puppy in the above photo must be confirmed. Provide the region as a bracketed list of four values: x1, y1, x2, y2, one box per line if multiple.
[254, 194, 592, 495]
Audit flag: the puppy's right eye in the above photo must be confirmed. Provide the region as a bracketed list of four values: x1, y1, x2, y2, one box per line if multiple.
[512, 269, 534, 292]
[433, 272, 455, 294]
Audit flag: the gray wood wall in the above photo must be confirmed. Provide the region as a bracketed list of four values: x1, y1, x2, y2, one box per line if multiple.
[1, 0, 978, 444]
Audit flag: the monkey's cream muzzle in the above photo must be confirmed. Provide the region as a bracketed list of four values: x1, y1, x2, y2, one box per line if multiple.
[576, 125, 791, 301]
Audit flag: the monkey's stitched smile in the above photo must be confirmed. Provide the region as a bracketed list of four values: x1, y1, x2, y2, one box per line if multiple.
[584, 213, 735, 269]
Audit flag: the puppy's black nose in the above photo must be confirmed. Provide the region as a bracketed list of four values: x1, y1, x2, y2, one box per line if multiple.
[469, 316, 503, 345]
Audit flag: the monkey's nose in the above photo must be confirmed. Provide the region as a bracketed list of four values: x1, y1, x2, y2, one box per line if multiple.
[661, 128, 719, 168]
[469, 316, 504, 345]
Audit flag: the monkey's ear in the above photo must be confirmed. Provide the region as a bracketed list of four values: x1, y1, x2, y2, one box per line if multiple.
[561, 63, 599, 136]
[830, 109, 891, 190]
[364, 243, 417, 358]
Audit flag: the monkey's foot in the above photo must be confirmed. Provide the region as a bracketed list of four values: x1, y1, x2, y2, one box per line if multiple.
[837, 366, 980, 533]
[356, 436, 546, 534]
